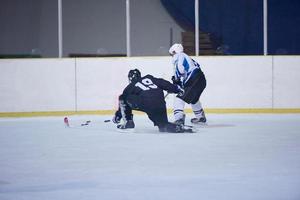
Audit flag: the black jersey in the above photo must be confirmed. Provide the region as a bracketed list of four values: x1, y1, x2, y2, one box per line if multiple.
[121, 74, 179, 108]
[115, 74, 186, 132]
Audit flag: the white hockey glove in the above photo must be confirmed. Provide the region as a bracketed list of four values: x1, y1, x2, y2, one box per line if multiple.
[112, 111, 122, 124]
[176, 85, 185, 97]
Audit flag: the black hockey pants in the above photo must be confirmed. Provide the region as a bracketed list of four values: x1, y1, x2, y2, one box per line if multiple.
[179, 68, 206, 104]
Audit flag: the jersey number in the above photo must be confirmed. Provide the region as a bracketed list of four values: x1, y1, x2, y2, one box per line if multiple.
[135, 78, 157, 91]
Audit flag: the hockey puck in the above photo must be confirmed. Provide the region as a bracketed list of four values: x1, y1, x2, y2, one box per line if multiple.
[104, 120, 111, 122]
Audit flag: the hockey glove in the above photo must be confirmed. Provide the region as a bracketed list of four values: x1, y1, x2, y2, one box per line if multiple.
[171, 75, 182, 86]
[176, 85, 185, 97]
[112, 111, 122, 124]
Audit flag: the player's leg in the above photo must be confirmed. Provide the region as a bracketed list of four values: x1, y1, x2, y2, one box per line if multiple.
[145, 106, 169, 131]
[189, 71, 207, 123]
[173, 97, 186, 125]
[145, 106, 192, 133]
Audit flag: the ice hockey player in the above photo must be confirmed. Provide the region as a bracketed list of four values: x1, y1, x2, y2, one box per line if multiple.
[112, 69, 193, 133]
[169, 43, 207, 125]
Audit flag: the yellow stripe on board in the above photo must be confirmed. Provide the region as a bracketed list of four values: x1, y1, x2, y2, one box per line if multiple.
[1, 108, 300, 118]
[185, 108, 300, 114]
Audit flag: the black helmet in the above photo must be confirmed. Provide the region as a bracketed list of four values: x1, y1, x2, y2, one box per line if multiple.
[128, 69, 141, 83]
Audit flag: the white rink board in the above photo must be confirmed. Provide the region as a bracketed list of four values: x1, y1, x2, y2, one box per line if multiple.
[75, 57, 174, 110]
[76, 56, 273, 110]
[76, 58, 129, 111]
[194, 56, 273, 108]
[0, 56, 300, 113]
[0, 59, 76, 112]
[273, 56, 300, 108]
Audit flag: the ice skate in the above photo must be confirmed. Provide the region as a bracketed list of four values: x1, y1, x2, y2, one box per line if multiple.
[191, 117, 206, 124]
[175, 114, 186, 125]
[191, 109, 207, 124]
[176, 124, 195, 133]
[159, 121, 194, 133]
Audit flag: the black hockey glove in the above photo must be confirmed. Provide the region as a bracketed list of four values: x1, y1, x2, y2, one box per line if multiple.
[171, 76, 182, 86]
[112, 110, 122, 124]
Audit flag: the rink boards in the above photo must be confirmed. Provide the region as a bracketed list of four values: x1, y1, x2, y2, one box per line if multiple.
[0, 56, 300, 117]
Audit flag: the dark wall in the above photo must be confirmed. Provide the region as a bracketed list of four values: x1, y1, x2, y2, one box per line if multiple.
[0, 0, 182, 57]
[161, 0, 300, 55]
[268, 0, 300, 55]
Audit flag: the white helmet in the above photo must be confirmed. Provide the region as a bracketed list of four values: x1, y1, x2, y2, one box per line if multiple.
[169, 43, 184, 55]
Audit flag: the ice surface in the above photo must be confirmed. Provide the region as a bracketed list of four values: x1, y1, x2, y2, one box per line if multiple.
[0, 114, 300, 200]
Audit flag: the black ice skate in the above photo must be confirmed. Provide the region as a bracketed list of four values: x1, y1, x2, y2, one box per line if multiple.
[159, 121, 194, 133]
[176, 124, 194, 133]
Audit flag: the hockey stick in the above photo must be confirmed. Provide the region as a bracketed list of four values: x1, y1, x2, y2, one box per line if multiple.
[64, 117, 91, 127]
[164, 92, 170, 99]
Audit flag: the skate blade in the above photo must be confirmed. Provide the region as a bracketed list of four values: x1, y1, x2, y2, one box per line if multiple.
[191, 121, 207, 126]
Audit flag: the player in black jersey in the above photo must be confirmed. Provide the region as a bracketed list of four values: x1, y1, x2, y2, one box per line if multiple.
[112, 69, 191, 133]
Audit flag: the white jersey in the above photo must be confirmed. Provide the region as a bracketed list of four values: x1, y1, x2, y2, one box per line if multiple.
[172, 52, 200, 85]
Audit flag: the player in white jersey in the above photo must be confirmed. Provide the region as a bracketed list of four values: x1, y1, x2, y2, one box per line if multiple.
[169, 43, 207, 124]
